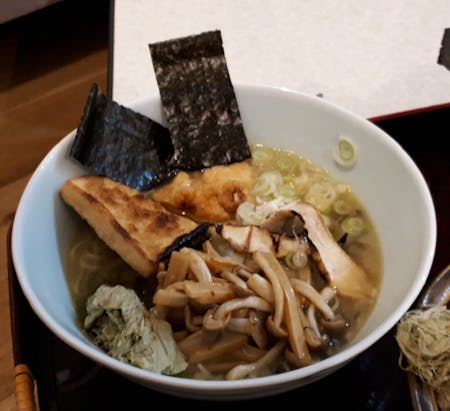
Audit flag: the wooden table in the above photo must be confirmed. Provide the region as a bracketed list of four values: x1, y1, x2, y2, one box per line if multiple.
[0, 2, 108, 408]
[0, 176, 30, 411]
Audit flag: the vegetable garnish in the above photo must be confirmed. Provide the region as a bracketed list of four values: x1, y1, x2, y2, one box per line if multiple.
[149, 30, 251, 171]
[341, 216, 366, 236]
[333, 135, 357, 168]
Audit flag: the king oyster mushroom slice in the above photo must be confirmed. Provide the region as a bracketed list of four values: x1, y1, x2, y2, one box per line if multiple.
[220, 223, 305, 259]
[220, 224, 274, 254]
[287, 202, 376, 300]
[262, 209, 305, 236]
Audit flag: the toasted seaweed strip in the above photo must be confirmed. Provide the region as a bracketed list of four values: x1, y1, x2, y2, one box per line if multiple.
[70, 84, 175, 191]
[149, 30, 251, 170]
[158, 223, 212, 262]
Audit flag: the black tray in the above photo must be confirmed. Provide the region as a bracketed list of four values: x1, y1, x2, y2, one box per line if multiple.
[7, 104, 450, 410]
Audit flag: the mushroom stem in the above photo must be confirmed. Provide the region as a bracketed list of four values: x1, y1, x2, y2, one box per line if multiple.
[226, 340, 287, 380]
[290, 202, 376, 300]
[290, 278, 335, 320]
[254, 251, 311, 364]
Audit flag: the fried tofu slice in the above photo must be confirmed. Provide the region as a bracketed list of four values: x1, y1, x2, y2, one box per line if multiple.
[60, 176, 198, 277]
[151, 161, 256, 222]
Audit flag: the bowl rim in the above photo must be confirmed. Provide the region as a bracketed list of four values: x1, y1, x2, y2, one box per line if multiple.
[11, 83, 437, 392]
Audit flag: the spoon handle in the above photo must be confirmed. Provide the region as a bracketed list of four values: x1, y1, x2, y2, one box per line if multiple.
[419, 264, 450, 307]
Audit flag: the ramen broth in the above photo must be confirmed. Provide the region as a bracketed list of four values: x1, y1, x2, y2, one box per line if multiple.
[65, 144, 383, 377]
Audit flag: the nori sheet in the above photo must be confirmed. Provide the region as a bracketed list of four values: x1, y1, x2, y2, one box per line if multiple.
[157, 222, 212, 262]
[149, 30, 251, 170]
[70, 84, 175, 191]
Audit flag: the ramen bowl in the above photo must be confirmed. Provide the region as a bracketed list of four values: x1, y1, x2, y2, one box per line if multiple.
[12, 84, 436, 400]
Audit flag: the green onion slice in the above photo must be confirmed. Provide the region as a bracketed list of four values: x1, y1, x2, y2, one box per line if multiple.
[333, 135, 357, 168]
[333, 199, 352, 215]
[284, 251, 308, 270]
[341, 216, 365, 235]
[252, 146, 274, 167]
[305, 181, 337, 214]
[252, 171, 283, 199]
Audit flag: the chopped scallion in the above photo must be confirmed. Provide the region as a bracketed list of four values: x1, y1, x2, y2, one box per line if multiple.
[333, 199, 352, 215]
[305, 182, 337, 214]
[252, 171, 283, 198]
[284, 251, 308, 270]
[292, 174, 309, 195]
[333, 135, 357, 168]
[275, 153, 296, 174]
[252, 146, 274, 167]
[341, 216, 365, 235]
[276, 183, 298, 199]
[236, 202, 265, 225]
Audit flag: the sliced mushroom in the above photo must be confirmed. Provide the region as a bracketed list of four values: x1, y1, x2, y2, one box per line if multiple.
[274, 234, 307, 258]
[249, 260, 285, 333]
[200, 241, 253, 273]
[321, 314, 347, 331]
[226, 340, 287, 380]
[221, 224, 274, 254]
[153, 281, 188, 307]
[215, 296, 273, 321]
[299, 310, 323, 348]
[203, 296, 273, 330]
[253, 251, 311, 364]
[184, 305, 202, 332]
[179, 248, 213, 284]
[200, 344, 266, 374]
[221, 270, 254, 297]
[183, 280, 235, 305]
[247, 273, 275, 304]
[162, 251, 190, 287]
[220, 225, 250, 251]
[226, 317, 252, 334]
[266, 315, 288, 338]
[290, 202, 376, 300]
[262, 210, 305, 236]
[290, 278, 335, 320]
[178, 330, 248, 364]
[248, 309, 269, 349]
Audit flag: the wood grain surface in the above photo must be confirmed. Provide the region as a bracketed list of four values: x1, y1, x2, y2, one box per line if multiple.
[0, 176, 30, 411]
[0, 2, 108, 409]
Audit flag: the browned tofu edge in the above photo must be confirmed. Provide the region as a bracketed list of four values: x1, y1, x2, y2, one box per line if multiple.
[60, 179, 156, 277]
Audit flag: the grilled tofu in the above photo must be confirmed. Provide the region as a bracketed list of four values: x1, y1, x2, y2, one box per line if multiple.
[151, 161, 256, 222]
[60, 176, 198, 277]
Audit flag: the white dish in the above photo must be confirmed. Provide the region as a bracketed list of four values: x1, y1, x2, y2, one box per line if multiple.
[12, 84, 436, 400]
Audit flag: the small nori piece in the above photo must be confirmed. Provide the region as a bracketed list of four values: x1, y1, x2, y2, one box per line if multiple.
[438, 28, 450, 71]
[338, 232, 348, 247]
[149, 30, 251, 171]
[157, 223, 212, 262]
[70, 84, 175, 191]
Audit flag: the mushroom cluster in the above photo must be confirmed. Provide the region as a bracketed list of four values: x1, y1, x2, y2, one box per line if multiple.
[152, 201, 376, 379]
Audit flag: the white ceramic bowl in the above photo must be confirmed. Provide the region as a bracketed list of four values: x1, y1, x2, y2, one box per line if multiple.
[12, 84, 436, 400]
